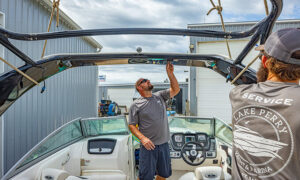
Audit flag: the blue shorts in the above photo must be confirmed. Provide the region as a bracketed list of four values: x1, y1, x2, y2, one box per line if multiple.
[139, 142, 172, 180]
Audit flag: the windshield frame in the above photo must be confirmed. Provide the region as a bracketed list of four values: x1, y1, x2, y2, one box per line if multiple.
[169, 116, 232, 139]
[81, 116, 130, 137]
[169, 116, 215, 136]
[3, 115, 129, 180]
[2, 117, 83, 180]
[214, 116, 233, 146]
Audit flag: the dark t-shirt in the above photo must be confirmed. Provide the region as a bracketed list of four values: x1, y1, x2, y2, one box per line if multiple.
[229, 81, 300, 180]
[129, 89, 170, 145]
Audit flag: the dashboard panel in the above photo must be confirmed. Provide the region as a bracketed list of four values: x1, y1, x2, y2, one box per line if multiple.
[169, 133, 217, 159]
[171, 133, 209, 151]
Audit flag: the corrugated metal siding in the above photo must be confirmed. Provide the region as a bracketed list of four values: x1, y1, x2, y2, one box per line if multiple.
[0, 0, 99, 173]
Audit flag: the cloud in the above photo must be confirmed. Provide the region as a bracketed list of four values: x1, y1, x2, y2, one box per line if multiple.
[60, 0, 299, 54]
[280, 0, 300, 19]
[98, 64, 190, 84]
[93, 35, 189, 53]
[60, 0, 300, 83]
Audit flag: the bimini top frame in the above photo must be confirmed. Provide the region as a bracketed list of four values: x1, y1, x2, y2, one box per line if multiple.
[0, 0, 282, 116]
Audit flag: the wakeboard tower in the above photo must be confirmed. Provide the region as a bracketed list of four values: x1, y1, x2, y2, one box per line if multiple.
[0, 0, 282, 116]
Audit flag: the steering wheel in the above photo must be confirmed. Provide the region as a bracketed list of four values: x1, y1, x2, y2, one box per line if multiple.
[181, 141, 206, 166]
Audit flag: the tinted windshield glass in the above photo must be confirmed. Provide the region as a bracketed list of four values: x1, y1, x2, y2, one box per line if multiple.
[215, 118, 232, 145]
[19, 120, 82, 168]
[83, 117, 129, 136]
[169, 117, 213, 135]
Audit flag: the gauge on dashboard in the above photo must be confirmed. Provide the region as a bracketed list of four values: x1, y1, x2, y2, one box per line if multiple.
[198, 134, 206, 141]
[185, 136, 195, 142]
[174, 135, 183, 142]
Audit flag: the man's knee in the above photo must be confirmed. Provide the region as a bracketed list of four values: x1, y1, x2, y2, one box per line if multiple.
[139, 172, 155, 180]
[155, 175, 167, 180]
[157, 170, 172, 179]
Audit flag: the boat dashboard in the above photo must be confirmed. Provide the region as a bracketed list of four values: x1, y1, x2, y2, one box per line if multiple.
[169, 132, 216, 159]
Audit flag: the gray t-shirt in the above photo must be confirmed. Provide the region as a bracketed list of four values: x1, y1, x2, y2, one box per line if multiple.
[129, 89, 170, 145]
[230, 81, 300, 180]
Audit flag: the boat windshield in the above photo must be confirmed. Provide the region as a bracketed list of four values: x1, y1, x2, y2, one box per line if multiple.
[82, 117, 129, 136]
[169, 117, 213, 136]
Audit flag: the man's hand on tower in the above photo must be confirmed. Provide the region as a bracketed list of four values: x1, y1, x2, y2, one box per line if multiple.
[166, 61, 174, 75]
[141, 136, 155, 150]
[166, 61, 180, 97]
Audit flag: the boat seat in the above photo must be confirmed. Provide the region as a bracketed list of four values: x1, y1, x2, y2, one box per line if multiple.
[41, 168, 70, 180]
[66, 169, 126, 180]
[195, 166, 224, 180]
[178, 172, 198, 180]
[65, 174, 126, 180]
[179, 166, 224, 180]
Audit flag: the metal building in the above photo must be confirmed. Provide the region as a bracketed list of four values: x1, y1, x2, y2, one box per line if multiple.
[188, 19, 300, 123]
[0, 0, 102, 175]
[99, 82, 189, 115]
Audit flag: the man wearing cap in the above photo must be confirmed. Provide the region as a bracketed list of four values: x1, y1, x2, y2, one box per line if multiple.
[230, 28, 300, 179]
[129, 62, 180, 180]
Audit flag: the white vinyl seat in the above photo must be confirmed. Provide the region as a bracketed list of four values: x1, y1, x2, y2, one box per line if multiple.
[195, 166, 224, 180]
[66, 169, 126, 180]
[41, 168, 70, 180]
[178, 172, 198, 180]
[179, 166, 225, 180]
[65, 176, 82, 180]
[66, 174, 126, 180]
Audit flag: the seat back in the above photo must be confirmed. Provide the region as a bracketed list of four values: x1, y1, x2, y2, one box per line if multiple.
[178, 172, 197, 180]
[78, 170, 126, 180]
[41, 168, 69, 180]
[195, 166, 224, 180]
[66, 174, 126, 180]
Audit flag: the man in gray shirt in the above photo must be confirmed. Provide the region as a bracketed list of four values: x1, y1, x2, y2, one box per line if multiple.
[129, 62, 180, 180]
[230, 28, 300, 179]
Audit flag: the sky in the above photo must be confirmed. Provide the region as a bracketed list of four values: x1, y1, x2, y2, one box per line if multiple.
[60, 0, 300, 84]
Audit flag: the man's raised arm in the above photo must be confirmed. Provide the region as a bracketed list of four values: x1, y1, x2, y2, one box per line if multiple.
[166, 62, 180, 98]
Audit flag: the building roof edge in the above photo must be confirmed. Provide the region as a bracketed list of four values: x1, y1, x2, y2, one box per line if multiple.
[187, 19, 300, 28]
[39, 0, 102, 50]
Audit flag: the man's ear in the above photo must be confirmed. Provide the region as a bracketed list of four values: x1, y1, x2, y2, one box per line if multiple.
[262, 55, 268, 68]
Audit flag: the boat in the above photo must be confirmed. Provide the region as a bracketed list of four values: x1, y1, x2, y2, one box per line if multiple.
[0, 0, 283, 179]
[2, 116, 232, 180]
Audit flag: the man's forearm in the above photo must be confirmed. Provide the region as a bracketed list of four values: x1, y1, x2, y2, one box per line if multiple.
[168, 72, 180, 96]
[129, 124, 155, 150]
[129, 124, 145, 140]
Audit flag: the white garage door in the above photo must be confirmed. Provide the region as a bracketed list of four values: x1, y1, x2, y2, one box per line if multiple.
[196, 68, 234, 123]
[107, 88, 135, 110]
[196, 40, 259, 123]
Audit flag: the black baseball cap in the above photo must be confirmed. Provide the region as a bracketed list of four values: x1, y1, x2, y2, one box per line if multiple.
[255, 28, 300, 65]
